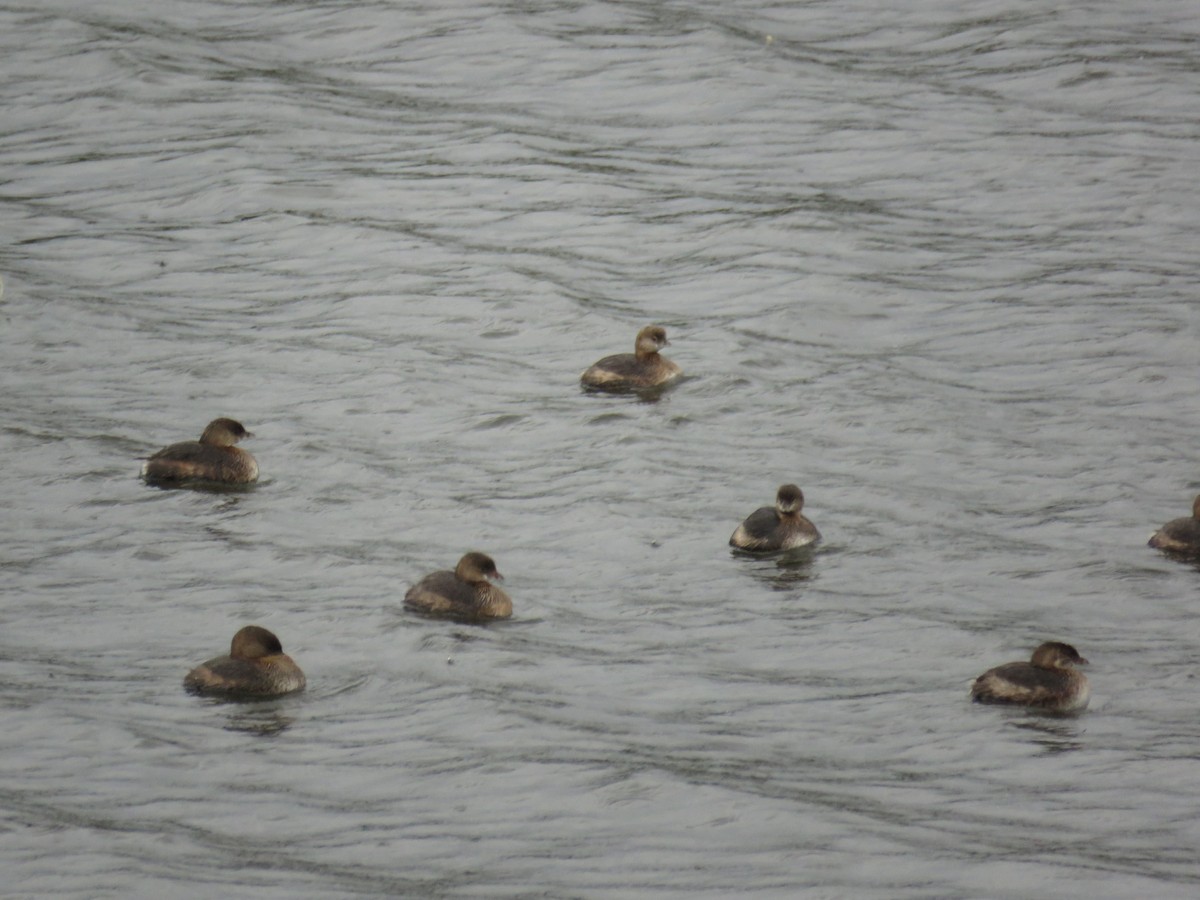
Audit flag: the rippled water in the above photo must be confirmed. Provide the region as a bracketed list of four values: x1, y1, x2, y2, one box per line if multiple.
[3, 0, 1200, 896]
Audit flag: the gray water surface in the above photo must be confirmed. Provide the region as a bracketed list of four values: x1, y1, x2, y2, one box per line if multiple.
[3, 1, 1200, 897]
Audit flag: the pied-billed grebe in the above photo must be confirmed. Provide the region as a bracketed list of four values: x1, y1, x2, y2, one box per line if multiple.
[405, 551, 512, 620]
[1148, 494, 1200, 556]
[730, 484, 820, 552]
[184, 625, 305, 697]
[970, 641, 1089, 712]
[580, 325, 682, 392]
[142, 418, 258, 484]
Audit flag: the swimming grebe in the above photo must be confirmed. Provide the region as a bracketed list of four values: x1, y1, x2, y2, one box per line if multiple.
[184, 625, 305, 697]
[1148, 494, 1200, 556]
[970, 641, 1089, 712]
[729, 484, 820, 552]
[580, 325, 682, 392]
[142, 418, 258, 484]
[404, 552, 512, 620]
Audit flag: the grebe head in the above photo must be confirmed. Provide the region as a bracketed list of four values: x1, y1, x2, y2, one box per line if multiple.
[1030, 641, 1088, 669]
[776, 484, 805, 515]
[199, 418, 252, 447]
[229, 625, 284, 660]
[455, 552, 503, 584]
[634, 326, 670, 358]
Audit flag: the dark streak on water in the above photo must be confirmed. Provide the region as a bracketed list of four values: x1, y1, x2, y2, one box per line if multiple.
[2, 0, 1200, 897]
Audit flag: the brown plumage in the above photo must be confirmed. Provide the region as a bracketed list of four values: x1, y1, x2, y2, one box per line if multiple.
[142, 418, 258, 484]
[405, 552, 513, 620]
[730, 484, 820, 552]
[580, 325, 682, 392]
[184, 625, 305, 697]
[971, 642, 1089, 712]
[1148, 494, 1200, 556]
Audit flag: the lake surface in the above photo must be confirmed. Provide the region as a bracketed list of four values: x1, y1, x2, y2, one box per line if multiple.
[3, 1, 1200, 897]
